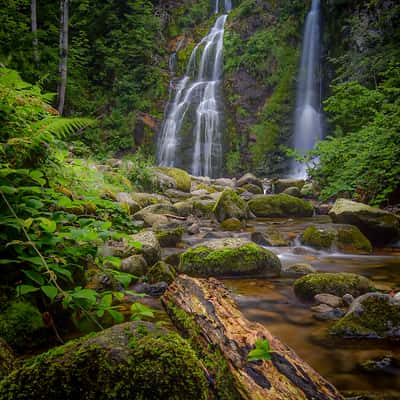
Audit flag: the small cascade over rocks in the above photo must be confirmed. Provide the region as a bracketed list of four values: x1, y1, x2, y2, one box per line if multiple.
[291, 0, 323, 178]
[157, 0, 231, 178]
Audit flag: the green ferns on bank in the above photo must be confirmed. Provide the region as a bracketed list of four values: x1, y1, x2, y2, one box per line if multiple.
[0, 69, 153, 347]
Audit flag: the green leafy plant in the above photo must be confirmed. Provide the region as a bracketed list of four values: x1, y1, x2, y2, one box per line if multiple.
[248, 339, 273, 362]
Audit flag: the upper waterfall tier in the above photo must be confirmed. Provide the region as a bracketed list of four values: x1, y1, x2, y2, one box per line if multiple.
[157, 1, 231, 178]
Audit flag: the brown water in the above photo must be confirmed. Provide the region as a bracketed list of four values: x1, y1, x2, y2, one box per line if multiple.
[221, 217, 400, 394]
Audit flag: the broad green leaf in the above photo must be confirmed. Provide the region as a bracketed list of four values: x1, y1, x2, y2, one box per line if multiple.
[0, 186, 17, 194]
[24, 218, 34, 229]
[41, 285, 58, 301]
[248, 339, 272, 362]
[100, 293, 113, 308]
[17, 284, 39, 296]
[22, 269, 45, 285]
[130, 302, 154, 320]
[108, 310, 124, 323]
[38, 218, 57, 233]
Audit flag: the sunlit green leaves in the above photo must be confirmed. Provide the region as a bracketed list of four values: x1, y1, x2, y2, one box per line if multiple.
[248, 339, 272, 362]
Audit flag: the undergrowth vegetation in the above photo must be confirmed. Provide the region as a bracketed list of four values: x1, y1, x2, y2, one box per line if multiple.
[0, 68, 155, 347]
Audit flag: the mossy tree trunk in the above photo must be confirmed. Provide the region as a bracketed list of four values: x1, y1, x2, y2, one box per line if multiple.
[162, 275, 343, 400]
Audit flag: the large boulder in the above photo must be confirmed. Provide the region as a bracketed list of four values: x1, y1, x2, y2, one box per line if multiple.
[0, 338, 14, 381]
[251, 230, 289, 247]
[133, 203, 180, 220]
[178, 238, 281, 277]
[130, 231, 161, 265]
[300, 224, 372, 253]
[236, 173, 262, 189]
[241, 184, 263, 194]
[329, 199, 400, 245]
[130, 193, 170, 208]
[294, 272, 373, 301]
[165, 189, 193, 203]
[248, 194, 314, 218]
[155, 226, 184, 247]
[331, 293, 400, 339]
[274, 179, 305, 194]
[115, 192, 141, 214]
[281, 263, 316, 278]
[213, 189, 249, 222]
[155, 167, 192, 192]
[0, 322, 208, 399]
[150, 169, 177, 191]
[120, 255, 148, 276]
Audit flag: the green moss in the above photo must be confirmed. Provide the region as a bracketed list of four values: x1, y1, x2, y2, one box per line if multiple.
[156, 167, 192, 192]
[147, 261, 176, 284]
[179, 241, 281, 277]
[301, 226, 336, 249]
[165, 304, 242, 400]
[300, 224, 372, 252]
[213, 189, 249, 222]
[0, 322, 208, 399]
[155, 227, 184, 247]
[193, 183, 217, 193]
[241, 184, 263, 194]
[248, 194, 314, 217]
[331, 295, 400, 338]
[220, 218, 243, 231]
[294, 272, 373, 301]
[0, 302, 46, 352]
[0, 339, 14, 381]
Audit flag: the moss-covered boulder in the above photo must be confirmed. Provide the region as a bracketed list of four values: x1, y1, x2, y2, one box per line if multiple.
[120, 254, 148, 276]
[300, 182, 318, 198]
[329, 198, 400, 245]
[282, 186, 301, 197]
[133, 203, 180, 220]
[147, 261, 176, 284]
[0, 338, 14, 381]
[0, 302, 46, 352]
[248, 194, 314, 218]
[281, 263, 316, 278]
[213, 189, 249, 222]
[0, 322, 208, 399]
[130, 231, 161, 265]
[300, 224, 372, 253]
[165, 189, 193, 203]
[251, 230, 289, 247]
[220, 218, 243, 231]
[115, 192, 141, 214]
[241, 183, 263, 194]
[155, 226, 184, 247]
[192, 198, 216, 218]
[130, 193, 170, 208]
[294, 272, 373, 301]
[274, 178, 305, 194]
[156, 167, 192, 192]
[178, 238, 281, 277]
[331, 293, 400, 339]
[174, 200, 194, 217]
[236, 173, 262, 189]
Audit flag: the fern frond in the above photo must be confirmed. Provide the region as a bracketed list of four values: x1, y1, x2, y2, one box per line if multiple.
[31, 117, 95, 142]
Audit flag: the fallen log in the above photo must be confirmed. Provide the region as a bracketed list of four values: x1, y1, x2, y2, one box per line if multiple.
[162, 275, 343, 400]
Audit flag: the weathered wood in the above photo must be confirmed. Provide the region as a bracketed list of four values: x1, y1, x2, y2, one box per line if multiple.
[162, 275, 343, 400]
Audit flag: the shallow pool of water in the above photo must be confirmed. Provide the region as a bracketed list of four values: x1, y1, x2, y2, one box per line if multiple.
[223, 217, 400, 393]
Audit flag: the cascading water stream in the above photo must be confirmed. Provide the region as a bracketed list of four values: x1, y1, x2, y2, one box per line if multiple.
[157, 0, 231, 177]
[291, 0, 323, 178]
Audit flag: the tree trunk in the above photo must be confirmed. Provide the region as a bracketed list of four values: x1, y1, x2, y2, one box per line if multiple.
[162, 275, 343, 400]
[57, 0, 68, 115]
[31, 0, 38, 65]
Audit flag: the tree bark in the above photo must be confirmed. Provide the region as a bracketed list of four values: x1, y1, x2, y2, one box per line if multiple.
[57, 0, 69, 115]
[162, 275, 343, 400]
[31, 0, 38, 65]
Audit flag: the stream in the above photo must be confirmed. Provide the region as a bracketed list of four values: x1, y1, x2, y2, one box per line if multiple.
[219, 216, 400, 394]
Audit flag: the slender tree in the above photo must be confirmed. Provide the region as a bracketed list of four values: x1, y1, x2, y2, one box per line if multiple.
[31, 0, 39, 65]
[57, 0, 69, 115]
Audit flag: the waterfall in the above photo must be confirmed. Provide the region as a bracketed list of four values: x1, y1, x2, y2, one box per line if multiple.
[157, 0, 231, 178]
[291, 0, 323, 178]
